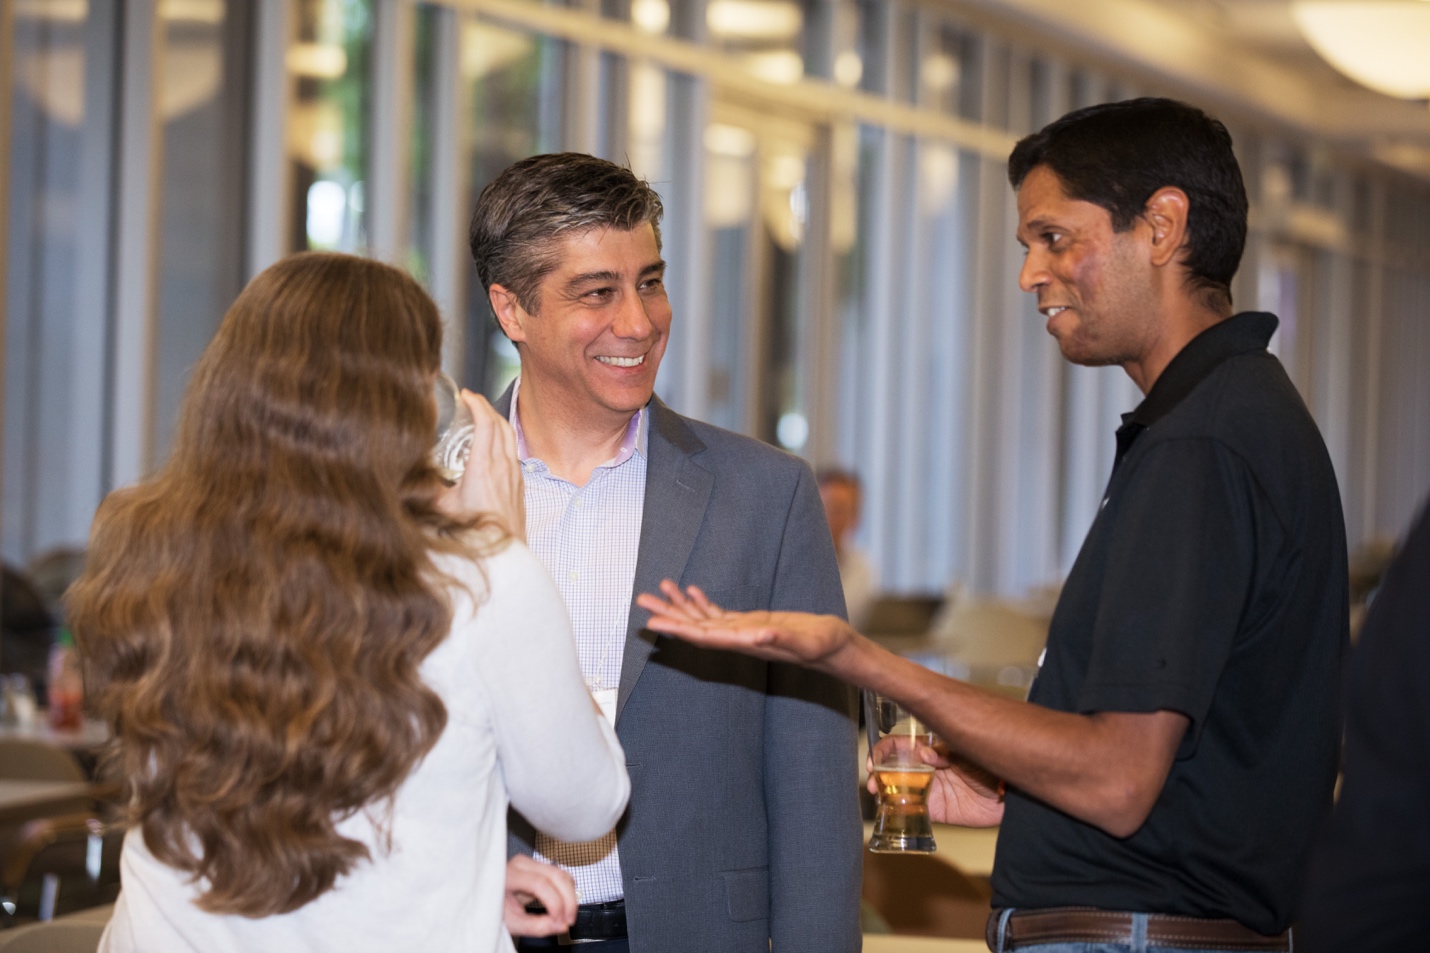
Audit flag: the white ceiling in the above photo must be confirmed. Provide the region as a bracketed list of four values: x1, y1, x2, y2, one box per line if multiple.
[947, 0, 1430, 180]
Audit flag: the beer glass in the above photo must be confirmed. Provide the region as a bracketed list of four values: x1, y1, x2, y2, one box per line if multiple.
[432, 373, 475, 482]
[866, 690, 938, 853]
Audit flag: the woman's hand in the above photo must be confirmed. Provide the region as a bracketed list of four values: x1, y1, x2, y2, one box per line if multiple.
[502, 855, 577, 938]
[438, 390, 526, 543]
[634, 581, 855, 668]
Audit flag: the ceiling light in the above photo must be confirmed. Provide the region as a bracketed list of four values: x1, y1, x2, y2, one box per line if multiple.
[632, 0, 670, 35]
[287, 43, 348, 80]
[834, 50, 863, 88]
[707, 0, 802, 42]
[1292, 1, 1430, 99]
[744, 50, 803, 85]
[921, 54, 958, 92]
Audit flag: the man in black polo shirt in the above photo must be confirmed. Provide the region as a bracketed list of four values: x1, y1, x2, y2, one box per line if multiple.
[636, 98, 1347, 953]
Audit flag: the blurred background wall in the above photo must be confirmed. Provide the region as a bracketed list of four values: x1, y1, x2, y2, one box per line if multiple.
[3, 0, 1428, 602]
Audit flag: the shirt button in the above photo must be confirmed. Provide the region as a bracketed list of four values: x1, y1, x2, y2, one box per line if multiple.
[568, 570, 578, 582]
[573, 497, 583, 508]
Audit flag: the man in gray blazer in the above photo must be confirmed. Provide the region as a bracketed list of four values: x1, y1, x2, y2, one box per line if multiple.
[469, 153, 862, 953]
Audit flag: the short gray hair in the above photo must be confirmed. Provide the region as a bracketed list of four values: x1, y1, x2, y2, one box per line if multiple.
[468, 153, 665, 314]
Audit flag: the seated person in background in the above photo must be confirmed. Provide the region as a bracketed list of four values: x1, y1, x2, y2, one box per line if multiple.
[818, 469, 878, 629]
[1, 564, 55, 705]
[66, 252, 629, 953]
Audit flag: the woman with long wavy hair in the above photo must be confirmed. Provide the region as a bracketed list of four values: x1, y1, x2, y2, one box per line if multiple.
[67, 252, 629, 952]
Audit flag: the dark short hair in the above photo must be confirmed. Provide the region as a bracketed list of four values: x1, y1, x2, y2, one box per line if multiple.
[1008, 98, 1247, 311]
[468, 153, 665, 314]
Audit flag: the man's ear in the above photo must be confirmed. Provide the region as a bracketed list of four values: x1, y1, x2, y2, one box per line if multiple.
[489, 284, 528, 342]
[1143, 186, 1191, 269]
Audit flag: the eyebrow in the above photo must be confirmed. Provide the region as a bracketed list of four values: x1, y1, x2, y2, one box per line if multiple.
[565, 270, 621, 289]
[563, 260, 666, 290]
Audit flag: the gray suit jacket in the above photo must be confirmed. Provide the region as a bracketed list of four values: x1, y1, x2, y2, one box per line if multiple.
[503, 393, 862, 953]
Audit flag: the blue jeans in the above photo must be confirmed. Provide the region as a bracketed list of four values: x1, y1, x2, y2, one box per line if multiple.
[986, 909, 1290, 953]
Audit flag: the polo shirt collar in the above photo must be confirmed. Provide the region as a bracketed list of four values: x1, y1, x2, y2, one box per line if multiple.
[1114, 311, 1278, 466]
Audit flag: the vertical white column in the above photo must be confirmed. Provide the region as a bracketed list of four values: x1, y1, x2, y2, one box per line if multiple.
[370, 0, 415, 264]
[247, 0, 292, 279]
[962, 37, 1006, 595]
[71, 5, 121, 519]
[563, 0, 602, 153]
[994, 48, 1042, 596]
[110, 0, 165, 488]
[430, 7, 471, 380]
[665, 71, 710, 420]
[858, 0, 898, 587]
[656, 0, 708, 419]
[798, 0, 840, 469]
[799, 126, 840, 468]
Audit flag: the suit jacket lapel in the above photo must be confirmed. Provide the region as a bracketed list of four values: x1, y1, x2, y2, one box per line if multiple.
[618, 398, 711, 723]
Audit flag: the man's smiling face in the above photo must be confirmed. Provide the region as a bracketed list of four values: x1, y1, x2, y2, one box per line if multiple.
[1015, 164, 1158, 369]
[501, 223, 671, 425]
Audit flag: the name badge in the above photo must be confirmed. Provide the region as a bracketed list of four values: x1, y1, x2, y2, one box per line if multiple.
[592, 687, 618, 726]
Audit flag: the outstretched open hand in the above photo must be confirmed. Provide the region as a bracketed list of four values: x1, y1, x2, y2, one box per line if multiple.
[635, 581, 855, 668]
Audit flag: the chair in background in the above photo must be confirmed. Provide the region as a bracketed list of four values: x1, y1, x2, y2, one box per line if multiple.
[1, 814, 122, 928]
[0, 904, 109, 953]
[863, 595, 946, 655]
[926, 595, 1050, 697]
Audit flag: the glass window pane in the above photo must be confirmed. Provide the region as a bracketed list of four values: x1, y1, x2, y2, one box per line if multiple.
[704, 118, 758, 433]
[153, 1, 252, 464]
[4, 1, 109, 564]
[290, 0, 373, 254]
[461, 18, 560, 398]
[407, 3, 440, 287]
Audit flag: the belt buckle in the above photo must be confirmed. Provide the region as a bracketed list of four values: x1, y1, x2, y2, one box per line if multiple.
[555, 933, 599, 946]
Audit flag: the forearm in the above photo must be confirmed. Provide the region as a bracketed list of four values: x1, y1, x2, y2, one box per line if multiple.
[830, 632, 1183, 837]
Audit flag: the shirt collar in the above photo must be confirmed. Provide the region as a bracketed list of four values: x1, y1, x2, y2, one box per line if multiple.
[1127, 311, 1278, 429]
[1113, 311, 1277, 468]
[509, 376, 648, 472]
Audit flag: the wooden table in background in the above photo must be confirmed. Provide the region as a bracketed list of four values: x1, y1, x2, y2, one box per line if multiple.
[0, 780, 94, 827]
[0, 717, 109, 752]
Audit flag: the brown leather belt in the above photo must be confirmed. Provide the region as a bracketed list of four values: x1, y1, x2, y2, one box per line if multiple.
[986, 908, 1292, 952]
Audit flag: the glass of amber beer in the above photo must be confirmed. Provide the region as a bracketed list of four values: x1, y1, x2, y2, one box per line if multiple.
[866, 691, 938, 853]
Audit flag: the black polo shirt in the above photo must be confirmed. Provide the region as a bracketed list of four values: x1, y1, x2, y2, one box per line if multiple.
[990, 312, 1348, 935]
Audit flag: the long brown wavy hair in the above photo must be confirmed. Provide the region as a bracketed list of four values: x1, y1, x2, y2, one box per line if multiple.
[67, 252, 505, 916]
